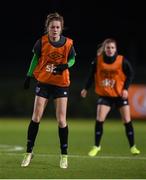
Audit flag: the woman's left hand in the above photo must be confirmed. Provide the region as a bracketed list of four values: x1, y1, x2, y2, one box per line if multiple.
[121, 89, 128, 99]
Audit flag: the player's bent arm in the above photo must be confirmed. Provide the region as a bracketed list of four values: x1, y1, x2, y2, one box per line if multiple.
[27, 53, 39, 77]
[53, 56, 75, 74]
[84, 60, 96, 90]
[24, 54, 39, 89]
[68, 57, 75, 68]
[122, 58, 134, 90]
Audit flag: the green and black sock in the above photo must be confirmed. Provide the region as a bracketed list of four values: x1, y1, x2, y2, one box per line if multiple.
[95, 120, 103, 147]
[59, 126, 68, 155]
[124, 121, 134, 147]
[27, 120, 40, 153]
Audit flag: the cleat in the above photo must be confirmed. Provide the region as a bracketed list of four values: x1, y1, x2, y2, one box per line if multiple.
[60, 155, 68, 169]
[21, 152, 33, 167]
[130, 145, 140, 155]
[88, 146, 101, 157]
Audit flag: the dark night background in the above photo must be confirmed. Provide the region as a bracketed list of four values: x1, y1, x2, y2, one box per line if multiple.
[0, 0, 146, 117]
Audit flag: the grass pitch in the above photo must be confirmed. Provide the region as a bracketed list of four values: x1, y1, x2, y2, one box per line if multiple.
[0, 118, 145, 179]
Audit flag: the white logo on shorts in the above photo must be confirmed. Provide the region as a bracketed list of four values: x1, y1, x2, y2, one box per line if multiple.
[123, 101, 127, 105]
[64, 91, 67, 95]
[36, 87, 40, 93]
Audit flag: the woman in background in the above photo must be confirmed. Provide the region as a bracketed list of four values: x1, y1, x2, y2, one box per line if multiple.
[81, 38, 140, 156]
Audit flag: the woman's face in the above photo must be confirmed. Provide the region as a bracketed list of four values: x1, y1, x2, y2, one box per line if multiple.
[104, 42, 117, 57]
[48, 20, 62, 41]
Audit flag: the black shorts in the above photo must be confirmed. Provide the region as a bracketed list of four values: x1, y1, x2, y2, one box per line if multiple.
[35, 82, 69, 99]
[97, 96, 129, 109]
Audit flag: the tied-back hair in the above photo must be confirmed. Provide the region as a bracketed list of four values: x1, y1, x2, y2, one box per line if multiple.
[44, 12, 64, 34]
[97, 38, 117, 56]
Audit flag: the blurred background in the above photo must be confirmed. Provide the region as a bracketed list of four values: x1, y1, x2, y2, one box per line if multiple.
[0, 0, 146, 118]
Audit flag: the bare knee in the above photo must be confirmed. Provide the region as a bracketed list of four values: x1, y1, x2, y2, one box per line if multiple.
[57, 118, 67, 128]
[122, 118, 131, 123]
[32, 113, 42, 123]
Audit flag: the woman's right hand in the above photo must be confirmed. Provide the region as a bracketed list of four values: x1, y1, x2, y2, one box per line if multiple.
[81, 89, 88, 98]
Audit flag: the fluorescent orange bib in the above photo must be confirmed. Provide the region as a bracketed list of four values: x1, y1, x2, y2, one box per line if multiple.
[33, 35, 73, 87]
[95, 55, 126, 97]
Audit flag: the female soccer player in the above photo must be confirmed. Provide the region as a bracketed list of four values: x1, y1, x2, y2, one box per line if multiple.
[21, 12, 76, 168]
[81, 38, 140, 156]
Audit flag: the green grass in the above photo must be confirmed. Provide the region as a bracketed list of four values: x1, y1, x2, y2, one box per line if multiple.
[0, 118, 145, 179]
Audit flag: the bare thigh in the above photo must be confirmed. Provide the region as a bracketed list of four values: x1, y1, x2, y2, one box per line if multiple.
[96, 105, 111, 122]
[119, 105, 131, 123]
